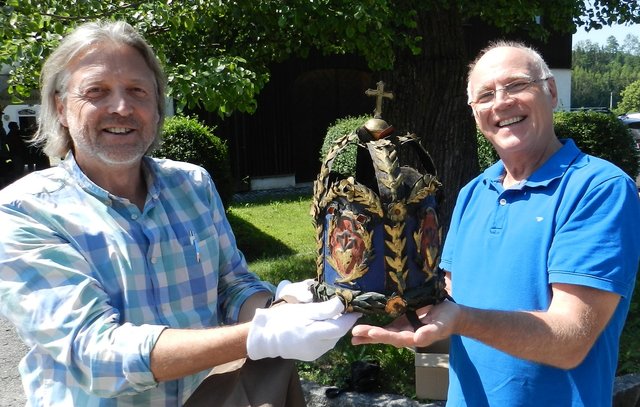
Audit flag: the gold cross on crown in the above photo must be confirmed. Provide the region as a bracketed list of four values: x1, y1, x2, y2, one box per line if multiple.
[365, 81, 394, 119]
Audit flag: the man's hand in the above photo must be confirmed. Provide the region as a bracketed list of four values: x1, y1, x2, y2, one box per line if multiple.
[351, 301, 458, 348]
[274, 279, 315, 303]
[247, 297, 361, 361]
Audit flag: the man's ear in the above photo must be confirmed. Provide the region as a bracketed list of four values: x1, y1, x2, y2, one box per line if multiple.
[55, 95, 68, 127]
[472, 107, 481, 124]
[547, 77, 559, 109]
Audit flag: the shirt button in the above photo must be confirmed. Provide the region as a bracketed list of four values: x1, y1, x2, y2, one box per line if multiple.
[131, 214, 138, 220]
[499, 198, 507, 206]
[151, 257, 158, 264]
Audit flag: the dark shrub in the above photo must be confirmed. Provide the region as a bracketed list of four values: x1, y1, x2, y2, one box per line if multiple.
[154, 115, 234, 209]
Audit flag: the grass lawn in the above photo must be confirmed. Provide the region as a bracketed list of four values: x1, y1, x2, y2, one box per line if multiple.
[227, 193, 318, 283]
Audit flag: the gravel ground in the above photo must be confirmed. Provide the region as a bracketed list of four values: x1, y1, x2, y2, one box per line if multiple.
[0, 317, 28, 407]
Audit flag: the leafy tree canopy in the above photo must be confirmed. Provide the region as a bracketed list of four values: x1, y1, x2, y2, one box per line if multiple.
[617, 79, 640, 114]
[2, 0, 640, 117]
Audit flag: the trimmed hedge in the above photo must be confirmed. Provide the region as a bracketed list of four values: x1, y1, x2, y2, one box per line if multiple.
[319, 114, 371, 177]
[554, 110, 639, 179]
[153, 115, 234, 209]
[476, 127, 499, 172]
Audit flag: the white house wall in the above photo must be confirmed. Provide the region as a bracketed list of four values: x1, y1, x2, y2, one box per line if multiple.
[552, 68, 572, 111]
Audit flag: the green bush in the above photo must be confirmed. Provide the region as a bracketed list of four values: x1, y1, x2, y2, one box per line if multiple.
[554, 110, 639, 179]
[476, 127, 499, 172]
[319, 114, 371, 177]
[619, 269, 640, 376]
[153, 115, 234, 209]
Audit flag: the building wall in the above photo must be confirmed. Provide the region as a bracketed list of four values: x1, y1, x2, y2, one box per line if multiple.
[553, 69, 572, 111]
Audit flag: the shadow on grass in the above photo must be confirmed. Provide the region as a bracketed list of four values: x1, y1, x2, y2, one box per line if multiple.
[253, 254, 318, 285]
[226, 211, 296, 262]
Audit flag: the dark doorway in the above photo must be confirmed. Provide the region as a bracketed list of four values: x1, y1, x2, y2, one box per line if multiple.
[291, 68, 373, 182]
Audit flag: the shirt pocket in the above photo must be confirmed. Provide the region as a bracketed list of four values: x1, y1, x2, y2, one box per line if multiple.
[155, 229, 221, 327]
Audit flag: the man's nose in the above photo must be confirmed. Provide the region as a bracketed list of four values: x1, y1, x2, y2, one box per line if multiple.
[107, 90, 134, 116]
[492, 88, 514, 108]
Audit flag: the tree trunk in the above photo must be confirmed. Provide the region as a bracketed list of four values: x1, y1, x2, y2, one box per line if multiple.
[380, 5, 478, 233]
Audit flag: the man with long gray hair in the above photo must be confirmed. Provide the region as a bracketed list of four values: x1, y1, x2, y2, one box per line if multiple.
[0, 20, 359, 406]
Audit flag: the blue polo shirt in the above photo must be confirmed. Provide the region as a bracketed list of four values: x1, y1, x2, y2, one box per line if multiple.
[440, 139, 640, 406]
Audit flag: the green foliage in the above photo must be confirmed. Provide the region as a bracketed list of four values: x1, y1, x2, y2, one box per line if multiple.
[297, 328, 416, 397]
[554, 111, 640, 178]
[3, 1, 640, 114]
[476, 127, 499, 172]
[572, 37, 640, 109]
[616, 79, 640, 115]
[153, 115, 234, 209]
[619, 270, 640, 376]
[319, 114, 370, 177]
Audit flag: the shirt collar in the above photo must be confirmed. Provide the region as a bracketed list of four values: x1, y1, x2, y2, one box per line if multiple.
[61, 152, 160, 205]
[483, 139, 583, 189]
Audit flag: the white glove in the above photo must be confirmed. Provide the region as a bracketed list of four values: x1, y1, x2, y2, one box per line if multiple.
[275, 278, 315, 303]
[247, 297, 361, 361]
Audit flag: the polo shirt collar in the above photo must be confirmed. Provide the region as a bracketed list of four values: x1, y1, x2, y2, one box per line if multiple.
[483, 138, 582, 190]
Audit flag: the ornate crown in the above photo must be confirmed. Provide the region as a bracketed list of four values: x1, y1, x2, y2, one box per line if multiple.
[309, 82, 448, 316]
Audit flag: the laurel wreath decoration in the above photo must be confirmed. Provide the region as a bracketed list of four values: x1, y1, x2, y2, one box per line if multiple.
[407, 174, 442, 205]
[311, 132, 359, 277]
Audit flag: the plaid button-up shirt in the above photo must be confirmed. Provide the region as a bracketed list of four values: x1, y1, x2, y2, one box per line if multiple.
[0, 154, 273, 406]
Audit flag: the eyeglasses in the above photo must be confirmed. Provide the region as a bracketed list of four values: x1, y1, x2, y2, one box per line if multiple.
[469, 77, 550, 111]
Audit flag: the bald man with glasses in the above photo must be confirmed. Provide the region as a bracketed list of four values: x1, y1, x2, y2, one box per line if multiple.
[352, 41, 640, 406]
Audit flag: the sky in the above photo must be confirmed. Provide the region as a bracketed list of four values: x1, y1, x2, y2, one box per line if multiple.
[572, 23, 639, 46]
